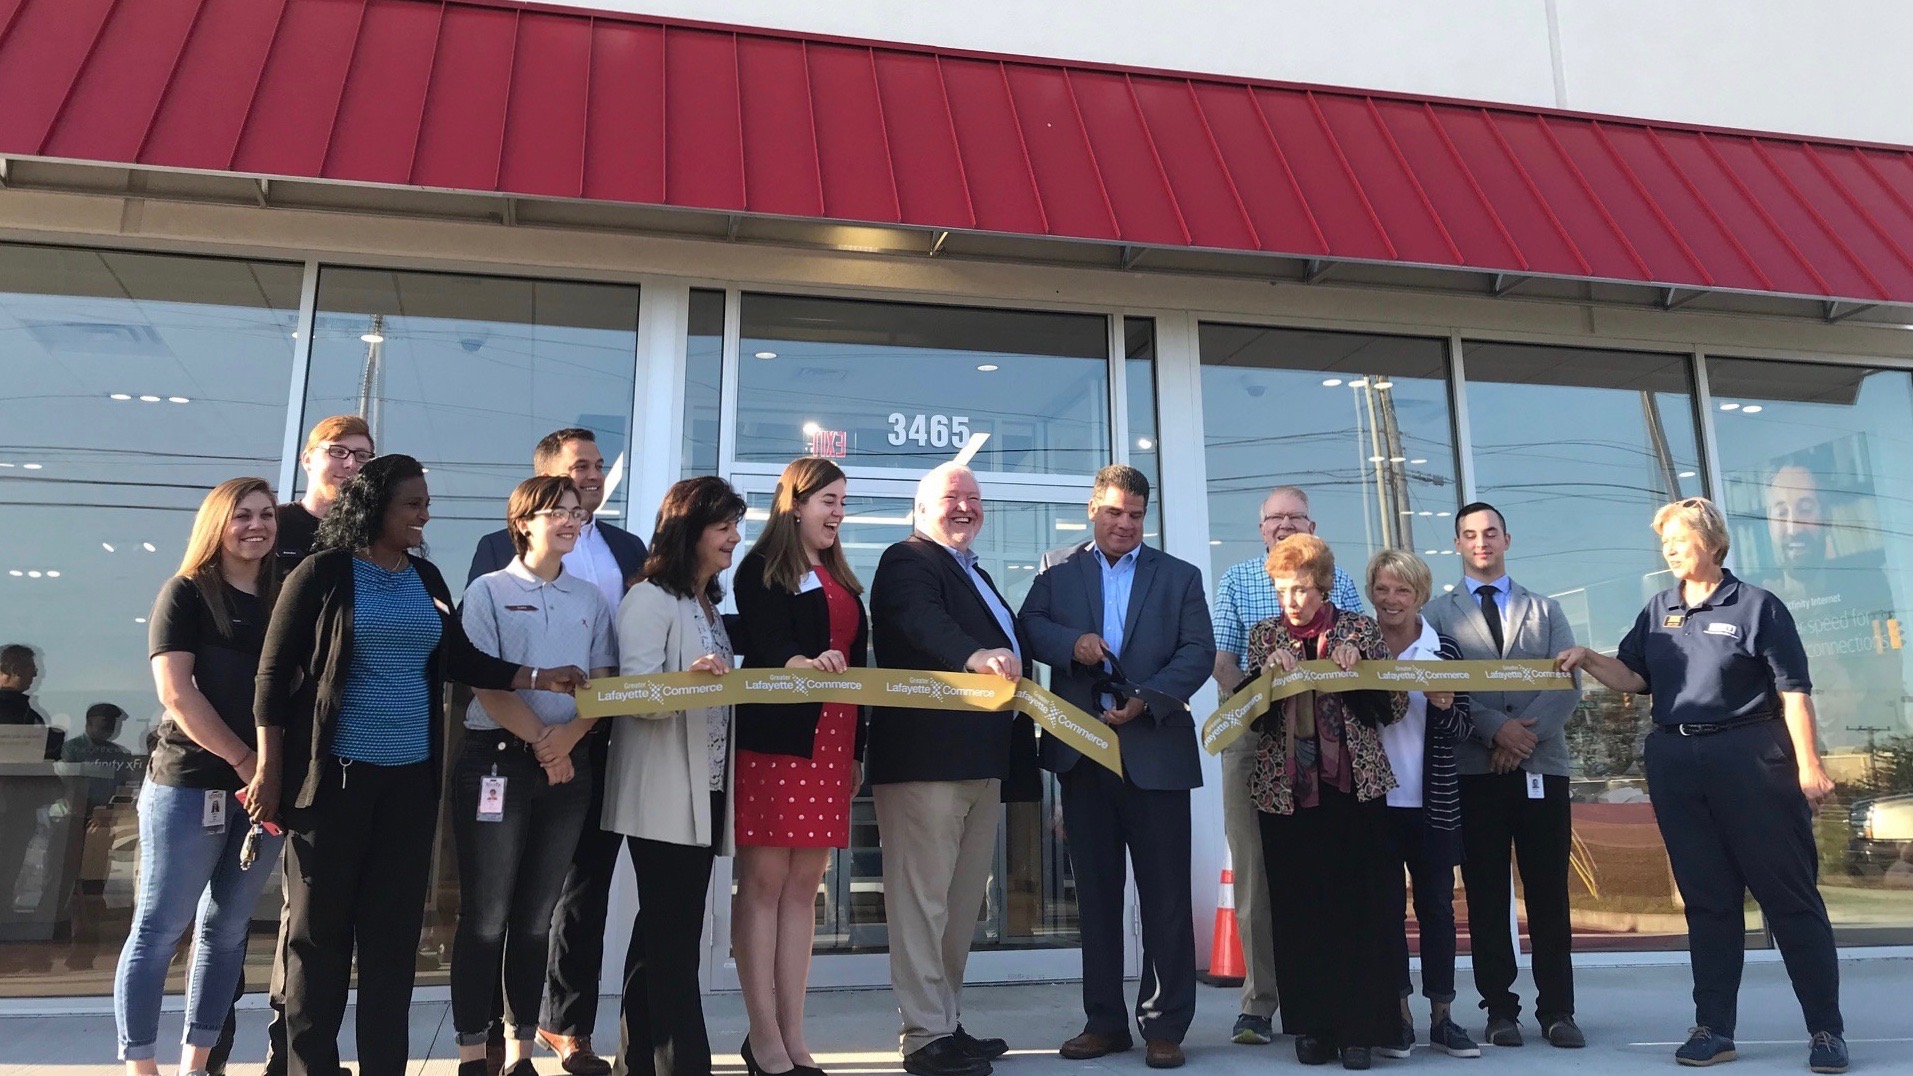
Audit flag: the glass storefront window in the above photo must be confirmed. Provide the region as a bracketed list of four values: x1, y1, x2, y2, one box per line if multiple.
[1707, 356, 1913, 943]
[734, 488, 1081, 952]
[1125, 317, 1163, 539]
[1199, 324, 1460, 582]
[683, 289, 724, 478]
[301, 269, 641, 600]
[736, 294, 1109, 476]
[1461, 341, 1706, 951]
[0, 244, 302, 994]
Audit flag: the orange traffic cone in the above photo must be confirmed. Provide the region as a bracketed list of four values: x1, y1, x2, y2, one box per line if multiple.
[1200, 851, 1245, 986]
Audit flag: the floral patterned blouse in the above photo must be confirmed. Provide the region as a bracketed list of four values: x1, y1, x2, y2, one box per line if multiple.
[1245, 605, 1407, 815]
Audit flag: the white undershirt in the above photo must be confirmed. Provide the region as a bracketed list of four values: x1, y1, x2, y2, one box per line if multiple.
[562, 519, 625, 619]
[1380, 616, 1441, 809]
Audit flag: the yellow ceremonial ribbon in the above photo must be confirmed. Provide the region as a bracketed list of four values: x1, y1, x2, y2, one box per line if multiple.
[575, 667, 1124, 776]
[1199, 658, 1575, 755]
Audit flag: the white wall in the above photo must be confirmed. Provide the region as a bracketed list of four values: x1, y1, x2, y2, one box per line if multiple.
[576, 0, 1913, 147]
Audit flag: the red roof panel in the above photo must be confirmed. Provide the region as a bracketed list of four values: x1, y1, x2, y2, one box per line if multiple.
[6, 0, 1913, 304]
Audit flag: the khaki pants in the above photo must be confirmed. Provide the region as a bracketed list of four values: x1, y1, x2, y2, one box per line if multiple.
[1221, 737, 1280, 1019]
[874, 779, 1002, 1054]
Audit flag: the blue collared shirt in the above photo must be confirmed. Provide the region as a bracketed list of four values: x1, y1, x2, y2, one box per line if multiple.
[1463, 573, 1512, 619]
[938, 539, 1021, 659]
[1096, 544, 1142, 659]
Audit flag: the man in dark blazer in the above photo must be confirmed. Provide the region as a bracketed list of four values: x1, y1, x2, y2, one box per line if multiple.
[1018, 465, 1214, 1070]
[466, 427, 646, 1076]
[868, 463, 1038, 1076]
[1422, 502, 1584, 1052]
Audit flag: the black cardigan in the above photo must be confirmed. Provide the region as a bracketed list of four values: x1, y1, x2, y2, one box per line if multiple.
[255, 549, 521, 810]
[731, 548, 870, 759]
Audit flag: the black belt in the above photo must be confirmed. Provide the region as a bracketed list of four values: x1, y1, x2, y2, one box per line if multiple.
[1661, 713, 1779, 737]
[465, 727, 537, 753]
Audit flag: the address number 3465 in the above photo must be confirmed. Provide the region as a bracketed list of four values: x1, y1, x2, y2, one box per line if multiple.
[886, 413, 971, 448]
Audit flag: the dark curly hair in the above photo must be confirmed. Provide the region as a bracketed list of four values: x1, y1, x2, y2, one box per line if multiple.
[641, 476, 746, 603]
[316, 453, 428, 554]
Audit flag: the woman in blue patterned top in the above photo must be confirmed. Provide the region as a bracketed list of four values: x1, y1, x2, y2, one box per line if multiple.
[250, 455, 591, 1076]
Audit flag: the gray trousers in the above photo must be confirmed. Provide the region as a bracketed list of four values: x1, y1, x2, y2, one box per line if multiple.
[873, 779, 1002, 1054]
[1221, 736, 1279, 1019]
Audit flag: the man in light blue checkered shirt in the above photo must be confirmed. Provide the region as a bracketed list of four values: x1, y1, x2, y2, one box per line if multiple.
[1206, 484, 1363, 1047]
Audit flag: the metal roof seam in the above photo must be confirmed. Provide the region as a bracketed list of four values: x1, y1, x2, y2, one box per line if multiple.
[1362, 96, 1466, 265]
[1581, 120, 1714, 285]
[1059, 67, 1123, 240]
[1473, 108, 1594, 276]
[1122, 73, 1192, 246]
[1692, 129, 1836, 296]
[861, 46, 905, 223]
[399, 1, 452, 187]
[1300, 89, 1396, 260]
[1749, 137, 1895, 295]
[928, 54, 980, 230]
[1235, 84, 1329, 255]
[1420, 102, 1534, 272]
[992, 61, 1052, 235]
[1178, 80, 1262, 249]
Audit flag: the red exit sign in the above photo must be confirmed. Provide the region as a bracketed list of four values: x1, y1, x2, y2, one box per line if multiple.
[806, 428, 848, 458]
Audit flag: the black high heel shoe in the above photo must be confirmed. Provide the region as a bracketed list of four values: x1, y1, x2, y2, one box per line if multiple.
[742, 1039, 797, 1076]
[794, 1065, 828, 1076]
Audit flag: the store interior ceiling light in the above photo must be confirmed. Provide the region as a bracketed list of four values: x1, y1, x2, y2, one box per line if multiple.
[1720, 402, 1741, 410]
[1410, 458, 1427, 464]
[361, 332, 384, 343]
[142, 542, 156, 552]
[1374, 380, 1395, 389]
[1322, 378, 1343, 387]
[1742, 405, 1763, 413]
[21, 463, 41, 470]
[109, 393, 131, 400]
[976, 364, 998, 372]
[754, 351, 777, 360]
[1136, 437, 1153, 449]
[140, 395, 160, 402]
[168, 396, 190, 403]
[102, 543, 115, 552]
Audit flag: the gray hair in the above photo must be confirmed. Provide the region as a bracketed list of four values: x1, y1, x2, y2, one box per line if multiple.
[914, 462, 978, 519]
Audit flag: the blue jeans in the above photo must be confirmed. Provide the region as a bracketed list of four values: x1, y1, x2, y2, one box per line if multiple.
[1385, 806, 1459, 1005]
[114, 781, 285, 1060]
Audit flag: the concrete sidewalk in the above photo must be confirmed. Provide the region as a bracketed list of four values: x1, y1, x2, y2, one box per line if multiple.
[3, 958, 1906, 1075]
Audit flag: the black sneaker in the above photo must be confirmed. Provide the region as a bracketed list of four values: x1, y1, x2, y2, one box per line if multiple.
[1375, 1020, 1413, 1059]
[1674, 1027, 1737, 1067]
[1232, 1013, 1275, 1046]
[953, 1026, 1009, 1061]
[1484, 1016, 1523, 1048]
[1340, 1046, 1372, 1071]
[1430, 1018, 1480, 1058]
[1295, 1036, 1334, 1066]
[1808, 1031, 1849, 1074]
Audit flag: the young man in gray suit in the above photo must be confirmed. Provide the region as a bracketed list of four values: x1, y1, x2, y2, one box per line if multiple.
[1019, 465, 1216, 1070]
[1422, 502, 1585, 1051]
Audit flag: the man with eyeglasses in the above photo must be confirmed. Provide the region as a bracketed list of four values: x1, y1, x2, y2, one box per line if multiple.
[276, 415, 376, 568]
[1207, 485, 1361, 1047]
[467, 427, 646, 1076]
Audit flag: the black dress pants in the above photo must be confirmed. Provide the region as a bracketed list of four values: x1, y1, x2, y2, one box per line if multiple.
[1059, 763, 1195, 1043]
[282, 759, 438, 1076]
[1258, 787, 1401, 1049]
[543, 726, 624, 1037]
[1457, 771, 1575, 1023]
[1645, 720, 1843, 1036]
[614, 798, 720, 1076]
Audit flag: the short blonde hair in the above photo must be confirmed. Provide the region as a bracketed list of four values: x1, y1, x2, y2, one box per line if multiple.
[1266, 534, 1334, 595]
[1652, 497, 1730, 565]
[1366, 549, 1432, 606]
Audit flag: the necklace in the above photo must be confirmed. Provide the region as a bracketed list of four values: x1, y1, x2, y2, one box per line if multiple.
[361, 548, 407, 572]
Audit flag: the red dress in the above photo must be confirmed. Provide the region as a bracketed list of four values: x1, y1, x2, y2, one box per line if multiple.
[733, 567, 859, 848]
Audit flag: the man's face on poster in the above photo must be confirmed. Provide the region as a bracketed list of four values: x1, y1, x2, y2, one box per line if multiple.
[1767, 464, 1830, 568]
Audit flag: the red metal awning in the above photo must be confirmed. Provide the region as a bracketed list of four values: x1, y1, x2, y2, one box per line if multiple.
[6, 0, 1913, 305]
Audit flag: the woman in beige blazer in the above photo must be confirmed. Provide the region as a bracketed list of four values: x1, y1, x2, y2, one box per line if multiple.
[601, 476, 745, 1076]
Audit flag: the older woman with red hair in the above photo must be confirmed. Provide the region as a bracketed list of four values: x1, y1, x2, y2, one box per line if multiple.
[1244, 534, 1406, 1071]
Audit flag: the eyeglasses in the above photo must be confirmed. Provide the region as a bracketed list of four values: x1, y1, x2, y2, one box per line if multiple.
[322, 445, 374, 464]
[532, 508, 590, 523]
[1262, 513, 1310, 525]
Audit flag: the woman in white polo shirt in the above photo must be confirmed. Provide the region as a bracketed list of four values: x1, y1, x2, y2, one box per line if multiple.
[451, 475, 618, 1076]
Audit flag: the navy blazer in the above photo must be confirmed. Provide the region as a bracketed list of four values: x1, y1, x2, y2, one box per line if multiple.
[467, 518, 648, 591]
[1018, 542, 1215, 791]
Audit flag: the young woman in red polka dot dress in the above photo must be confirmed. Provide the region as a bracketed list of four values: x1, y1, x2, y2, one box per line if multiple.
[731, 457, 869, 1076]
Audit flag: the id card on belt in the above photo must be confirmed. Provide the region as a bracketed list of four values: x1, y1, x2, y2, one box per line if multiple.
[477, 776, 507, 822]
[203, 789, 227, 833]
[1526, 771, 1546, 799]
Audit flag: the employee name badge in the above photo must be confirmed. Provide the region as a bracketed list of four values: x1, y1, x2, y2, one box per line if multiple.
[203, 789, 227, 833]
[797, 571, 824, 594]
[477, 775, 508, 822]
[1663, 613, 1686, 628]
[1525, 771, 1546, 800]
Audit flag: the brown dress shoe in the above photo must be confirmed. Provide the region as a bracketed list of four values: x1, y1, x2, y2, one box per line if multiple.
[1060, 1031, 1134, 1060]
[1145, 1041, 1186, 1069]
[537, 1030, 614, 1076]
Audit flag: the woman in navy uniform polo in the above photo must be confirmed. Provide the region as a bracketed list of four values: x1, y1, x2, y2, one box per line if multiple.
[1559, 497, 1847, 1074]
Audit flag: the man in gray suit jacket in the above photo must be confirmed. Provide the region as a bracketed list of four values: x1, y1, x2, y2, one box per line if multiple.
[1422, 502, 1585, 1052]
[1019, 466, 1215, 1070]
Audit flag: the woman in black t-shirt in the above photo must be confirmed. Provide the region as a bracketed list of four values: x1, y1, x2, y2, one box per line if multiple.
[113, 477, 285, 1075]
